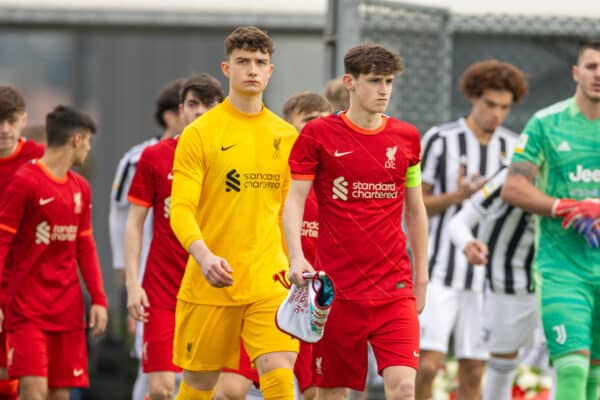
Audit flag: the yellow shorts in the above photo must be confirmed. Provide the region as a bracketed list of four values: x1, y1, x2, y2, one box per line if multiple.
[173, 293, 298, 371]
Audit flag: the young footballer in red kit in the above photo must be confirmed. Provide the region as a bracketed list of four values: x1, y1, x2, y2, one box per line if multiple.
[284, 44, 429, 399]
[0, 85, 45, 400]
[125, 74, 225, 400]
[0, 105, 107, 400]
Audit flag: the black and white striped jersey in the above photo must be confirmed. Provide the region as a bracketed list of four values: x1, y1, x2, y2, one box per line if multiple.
[108, 137, 158, 271]
[449, 167, 535, 294]
[421, 117, 518, 291]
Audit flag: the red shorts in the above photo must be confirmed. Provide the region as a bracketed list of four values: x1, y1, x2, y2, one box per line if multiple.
[222, 340, 259, 386]
[295, 341, 314, 393]
[7, 324, 88, 388]
[0, 330, 7, 368]
[313, 296, 419, 391]
[142, 308, 181, 373]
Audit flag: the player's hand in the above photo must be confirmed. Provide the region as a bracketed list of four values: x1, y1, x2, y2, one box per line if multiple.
[288, 256, 315, 287]
[462, 239, 489, 265]
[571, 217, 600, 249]
[197, 252, 233, 288]
[561, 199, 600, 229]
[414, 281, 427, 314]
[89, 304, 108, 339]
[551, 198, 579, 218]
[455, 166, 488, 203]
[127, 316, 137, 336]
[127, 284, 150, 323]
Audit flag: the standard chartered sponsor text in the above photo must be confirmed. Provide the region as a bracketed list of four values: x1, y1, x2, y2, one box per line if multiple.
[51, 225, 78, 241]
[352, 181, 398, 199]
[243, 172, 281, 189]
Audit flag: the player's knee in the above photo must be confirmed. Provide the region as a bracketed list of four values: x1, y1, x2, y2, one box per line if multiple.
[318, 388, 348, 400]
[19, 385, 47, 400]
[554, 354, 589, 396]
[148, 381, 175, 400]
[385, 379, 415, 400]
[415, 360, 438, 384]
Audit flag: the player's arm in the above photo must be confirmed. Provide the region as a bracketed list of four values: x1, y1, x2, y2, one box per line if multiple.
[77, 186, 108, 339]
[0, 230, 16, 333]
[404, 163, 429, 314]
[170, 126, 232, 288]
[282, 179, 314, 286]
[447, 202, 488, 265]
[500, 161, 555, 216]
[124, 203, 150, 322]
[109, 156, 132, 283]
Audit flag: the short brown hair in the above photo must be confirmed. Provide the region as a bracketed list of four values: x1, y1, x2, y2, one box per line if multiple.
[180, 74, 225, 106]
[578, 40, 600, 62]
[324, 79, 349, 111]
[154, 79, 184, 129]
[224, 26, 273, 56]
[282, 92, 331, 121]
[46, 105, 96, 147]
[0, 85, 26, 121]
[459, 60, 528, 103]
[344, 43, 403, 77]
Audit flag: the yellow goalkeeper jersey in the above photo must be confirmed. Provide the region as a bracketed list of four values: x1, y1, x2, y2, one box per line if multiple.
[171, 98, 298, 305]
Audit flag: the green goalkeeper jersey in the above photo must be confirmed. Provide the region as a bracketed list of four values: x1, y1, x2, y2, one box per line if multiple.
[511, 97, 600, 279]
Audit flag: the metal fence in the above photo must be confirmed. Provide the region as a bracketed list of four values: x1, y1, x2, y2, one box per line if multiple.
[330, 0, 600, 134]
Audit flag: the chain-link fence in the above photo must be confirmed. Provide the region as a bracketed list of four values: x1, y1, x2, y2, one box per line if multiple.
[330, 0, 600, 134]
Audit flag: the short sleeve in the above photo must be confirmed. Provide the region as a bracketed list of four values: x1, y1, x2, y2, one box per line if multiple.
[511, 116, 545, 167]
[420, 127, 444, 186]
[128, 148, 155, 208]
[288, 123, 320, 180]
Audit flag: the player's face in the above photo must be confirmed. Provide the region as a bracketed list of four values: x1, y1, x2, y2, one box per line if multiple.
[288, 110, 330, 132]
[346, 72, 395, 114]
[469, 89, 513, 134]
[221, 49, 273, 97]
[0, 112, 27, 155]
[72, 131, 92, 167]
[180, 93, 218, 126]
[573, 48, 600, 102]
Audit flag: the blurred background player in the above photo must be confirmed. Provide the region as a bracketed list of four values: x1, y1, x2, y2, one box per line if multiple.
[0, 105, 108, 400]
[124, 74, 224, 400]
[0, 85, 45, 400]
[501, 40, 600, 400]
[170, 26, 298, 400]
[416, 59, 528, 400]
[285, 43, 429, 400]
[108, 79, 184, 400]
[447, 165, 539, 400]
[323, 78, 349, 112]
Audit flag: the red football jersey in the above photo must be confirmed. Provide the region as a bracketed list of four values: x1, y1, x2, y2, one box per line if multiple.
[128, 137, 187, 311]
[289, 112, 421, 301]
[0, 137, 45, 305]
[0, 160, 106, 331]
[301, 188, 318, 265]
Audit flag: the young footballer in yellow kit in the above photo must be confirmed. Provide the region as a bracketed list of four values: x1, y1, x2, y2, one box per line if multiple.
[169, 26, 298, 400]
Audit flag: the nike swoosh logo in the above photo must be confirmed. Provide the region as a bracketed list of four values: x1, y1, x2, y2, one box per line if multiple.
[73, 368, 84, 377]
[167, 173, 173, 180]
[221, 144, 237, 151]
[334, 150, 353, 157]
[39, 197, 54, 206]
[413, 351, 420, 358]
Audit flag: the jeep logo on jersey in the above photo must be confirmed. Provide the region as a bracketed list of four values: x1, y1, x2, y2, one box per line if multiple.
[225, 169, 241, 192]
[568, 164, 600, 183]
[385, 146, 397, 169]
[225, 169, 282, 192]
[332, 177, 349, 201]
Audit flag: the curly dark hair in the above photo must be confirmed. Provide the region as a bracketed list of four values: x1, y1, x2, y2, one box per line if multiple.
[344, 43, 403, 77]
[224, 26, 273, 56]
[459, 60, 528, 103]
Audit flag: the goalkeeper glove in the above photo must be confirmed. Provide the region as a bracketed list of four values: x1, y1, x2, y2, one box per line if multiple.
[561, 199, 600, 229]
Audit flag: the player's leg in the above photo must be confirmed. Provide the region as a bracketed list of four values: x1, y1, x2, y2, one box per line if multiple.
[295, 342, 316, 400]
[415, 281, 458, 400]
[215, 341, 257, 400]
[47, 388, 70, 400]
[172, 300, 243, 399]
[45, 330, 88, 400]
[538, 272, 593, 399]
[310, 299, 369, 399]
[0, 330, 18, 400]
[454, 289, 487, 400]
[243, 293, 298, 400]
[370, 297, 419, 400]
[588, 288, 600, 400]
[8, 324, 50, 400]
[482, 292, 537, 400]
[144, 308, 180, 400]
[18, 377, 48, 400]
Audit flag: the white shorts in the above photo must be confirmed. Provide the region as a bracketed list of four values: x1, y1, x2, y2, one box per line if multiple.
[482, 291, 538, 354]
[419, 281, 488, 360]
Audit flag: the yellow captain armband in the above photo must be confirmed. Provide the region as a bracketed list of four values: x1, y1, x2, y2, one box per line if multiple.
[405, 163, 422, 188]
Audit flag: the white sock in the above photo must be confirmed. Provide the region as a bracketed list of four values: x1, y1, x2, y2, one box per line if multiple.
[483, 357, 518, 400]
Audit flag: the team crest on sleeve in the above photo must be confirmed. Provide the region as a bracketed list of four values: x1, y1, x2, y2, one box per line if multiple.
[74, 192, 82, 214]
[385, 146, 397, 169]
[515, 134, 528, 154]
[273, 137, 281, 159]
